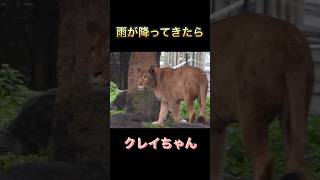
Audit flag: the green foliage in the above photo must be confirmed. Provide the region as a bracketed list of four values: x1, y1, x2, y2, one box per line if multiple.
[110, 81, 124, 115]
[225, 124, 252, 176]
[225, 117, 320, 179]
[305, 116, 320, 178]
[180, 96, 210, 120]
[110, 81, 119, 103]
[0, 150, 49, 171]
[0, 64, 29, 128]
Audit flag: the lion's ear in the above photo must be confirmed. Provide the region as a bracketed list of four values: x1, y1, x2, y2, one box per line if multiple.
[148, 67, 155, 76]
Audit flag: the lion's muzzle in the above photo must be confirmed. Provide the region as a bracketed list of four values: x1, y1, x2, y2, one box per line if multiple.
[137, 85, 145, 90]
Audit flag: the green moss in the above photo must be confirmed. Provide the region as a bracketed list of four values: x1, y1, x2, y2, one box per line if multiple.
[0, 150, 49, 171]
[110, 109, 125, 115]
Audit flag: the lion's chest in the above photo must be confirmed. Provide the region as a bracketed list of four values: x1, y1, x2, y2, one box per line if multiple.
[154, 88, 181, 104]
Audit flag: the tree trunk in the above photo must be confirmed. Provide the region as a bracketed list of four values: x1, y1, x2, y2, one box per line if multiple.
[31, 0, 58, 90]
[126, 52, 160, 121]
[119, 52, 130, 90]
[50, 0, 108, 178]
[127, 52, 159, 92]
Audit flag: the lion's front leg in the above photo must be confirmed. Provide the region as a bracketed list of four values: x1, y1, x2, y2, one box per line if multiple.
[152, 102, 169, 125]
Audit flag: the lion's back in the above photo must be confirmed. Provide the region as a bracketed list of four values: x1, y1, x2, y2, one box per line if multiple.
[175, 66, 207, 84]
[160, 66, 208, 99]
[212, 12, 314, 121]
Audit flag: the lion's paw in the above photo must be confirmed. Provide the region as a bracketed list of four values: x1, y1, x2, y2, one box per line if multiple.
[180, 119, 188, 123]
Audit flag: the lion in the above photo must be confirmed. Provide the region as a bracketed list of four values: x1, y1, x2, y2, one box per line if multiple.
[212, 13, 314, 180]
[88, 27, 108, 90]
[137, 65, 208, 125]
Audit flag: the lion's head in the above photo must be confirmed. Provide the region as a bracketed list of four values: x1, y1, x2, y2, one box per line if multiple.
[85, 19, 109, 91]
[137, 67, 157, 90]
[89, 47, 108, 90]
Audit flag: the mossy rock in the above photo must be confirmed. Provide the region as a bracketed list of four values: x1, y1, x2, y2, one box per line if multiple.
[126, 89, 160, 122]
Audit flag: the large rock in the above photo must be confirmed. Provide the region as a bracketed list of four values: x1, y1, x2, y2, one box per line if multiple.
[110, 112, 209, 128]
[0, 162, 102, 180]
[126, 89, 160, 121]
[50, 88, 108, 179]
[110, 113, 144, 128]
[167, 122, 209, 128]
[0, 129, 14, 154]
[110, 90, 127, 110]
[8, 89, 56, 155]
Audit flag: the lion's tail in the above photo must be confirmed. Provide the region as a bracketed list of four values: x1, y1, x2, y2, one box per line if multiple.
[280, 32, 314, 180]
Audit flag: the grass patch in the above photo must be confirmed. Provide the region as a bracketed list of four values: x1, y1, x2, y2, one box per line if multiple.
[110, 109, 125, 115]
[180, 96, 210, 120]
[0, 150, 49, 171]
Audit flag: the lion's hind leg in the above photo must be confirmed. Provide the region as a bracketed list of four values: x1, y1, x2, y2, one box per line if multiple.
[185, 96, 196, 123]
[198, 82, 207, 123]
[239, 108, 273, 180]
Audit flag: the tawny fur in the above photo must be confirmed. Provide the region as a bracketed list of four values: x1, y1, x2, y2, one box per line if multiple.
[212, 13, 314, 180]
[137, 66, 208, 124]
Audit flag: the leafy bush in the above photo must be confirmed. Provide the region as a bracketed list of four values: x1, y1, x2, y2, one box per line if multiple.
[180, 96, 210, 120]
[110, 81, 119, 103]
[225, 116, 320, 179]
[0, 64, 29, 128]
